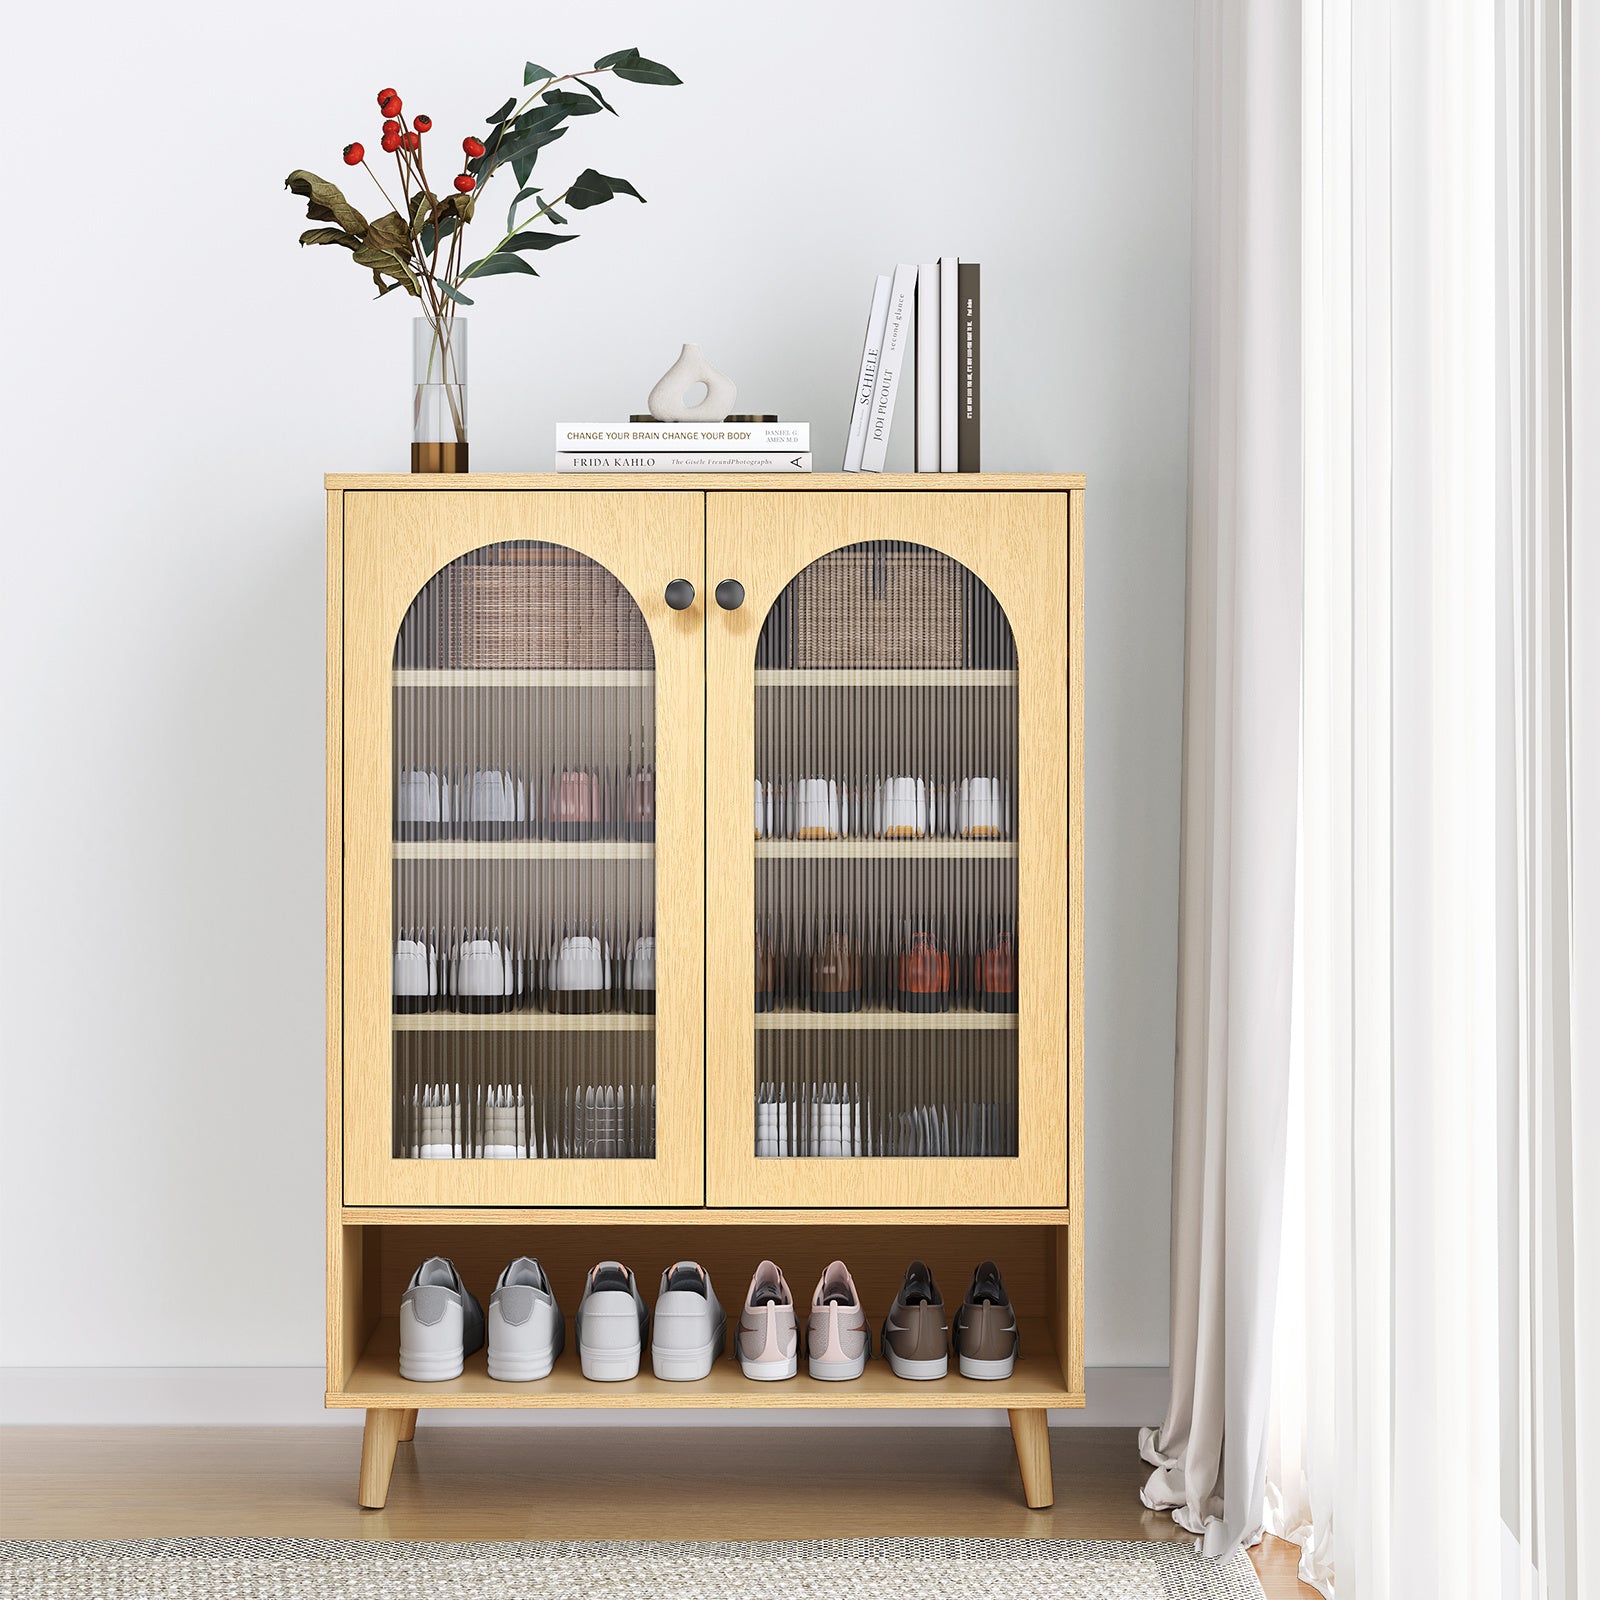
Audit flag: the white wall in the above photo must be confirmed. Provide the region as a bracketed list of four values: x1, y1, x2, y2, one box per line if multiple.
[0, 1, 1189, 1382]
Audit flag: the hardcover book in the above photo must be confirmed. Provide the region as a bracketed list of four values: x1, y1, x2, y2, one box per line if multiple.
[939, 253, 959, 471]
[915, 262, 940, 471]
[557, 422, 809, 451]
[861, 263, 917, 473]
[843, 275, 892, 472]
[958, 263, 980, 472]
[559, 452, 813, 472]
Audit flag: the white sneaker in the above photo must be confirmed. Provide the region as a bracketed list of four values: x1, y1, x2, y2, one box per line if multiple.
[650, 1262, 726, 1381]
[575, 1261, 649, 1381]
[487, 1257, 564, 1381]
[399, 1257, 483, 1382]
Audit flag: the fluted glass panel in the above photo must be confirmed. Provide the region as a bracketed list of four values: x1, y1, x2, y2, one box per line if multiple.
[753, 541, 1019, 1157]
[390, 541, 656, 1159]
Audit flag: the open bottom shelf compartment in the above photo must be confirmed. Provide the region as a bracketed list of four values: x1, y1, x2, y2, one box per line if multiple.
[338, 1312, 1071, 1410]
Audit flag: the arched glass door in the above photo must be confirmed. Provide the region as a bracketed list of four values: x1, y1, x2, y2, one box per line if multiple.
[706, 492, 1068, 1208]
[339, 489, 703, 1206]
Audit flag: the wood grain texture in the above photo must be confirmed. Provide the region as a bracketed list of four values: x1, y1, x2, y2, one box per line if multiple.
[0, 1423, 1324, 1596]
[1008, 1408, 1054, 1508]
[396, 1409, 417, 1443]
[327, 473, 1087, 492]
[357, 1408, 403, 1508]
[339, 1207, 1070, 1227]
[1067, 485, 1087, 1392]
[326, 493, 347, 1393]
[340, 491, 705, 1207]
[337, 1316, 1073, 1410]
[704, 491, 1071, 1209]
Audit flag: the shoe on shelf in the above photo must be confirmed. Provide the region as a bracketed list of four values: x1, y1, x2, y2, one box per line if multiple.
[575, 1261, 649, 1381]
[952, 1260, 1019, 1380]
[806, 1259, 870, 1381]
[399, 1257, 483, 1382]
[650, 1261, 727, 1381]
[882, 1260, 949, 1380]
[737, 1259, 799, 1381]
[486, 1257, 564, 1381]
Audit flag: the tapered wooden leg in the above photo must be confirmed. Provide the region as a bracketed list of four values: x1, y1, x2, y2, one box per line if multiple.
[397, 1408, 418, 1443]
[358, 1407, 404, 1508]
[1008, 1408, 1054, 1508]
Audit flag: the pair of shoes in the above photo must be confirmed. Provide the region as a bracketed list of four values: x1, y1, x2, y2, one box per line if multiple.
[576, 1259, 728, 1383]
[400, 1257, 727, 1384]
[399, 1256, 562, 1382]
[735, 1259, 872, 1382]
[882, 1260, 1018, 1380]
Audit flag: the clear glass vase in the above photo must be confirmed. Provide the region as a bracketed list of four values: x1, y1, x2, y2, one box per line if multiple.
[412, 317, 468, 473]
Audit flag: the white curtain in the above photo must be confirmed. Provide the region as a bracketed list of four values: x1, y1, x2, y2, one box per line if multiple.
[1137, 0, 1304, 1558]
[1156, 2, 1596, 1595]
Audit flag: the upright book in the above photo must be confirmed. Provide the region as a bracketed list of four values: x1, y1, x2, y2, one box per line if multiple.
[915, 262, 940, 471]
[843, 275, 892, 472]
[958, 263, 981, 471]
[861, 263, 917, 473]
[939, 253, 959, 471]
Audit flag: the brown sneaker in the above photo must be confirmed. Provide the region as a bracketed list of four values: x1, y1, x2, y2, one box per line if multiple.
[882, 1260, 949, 1379]
[952, 1260, 1019, 1379]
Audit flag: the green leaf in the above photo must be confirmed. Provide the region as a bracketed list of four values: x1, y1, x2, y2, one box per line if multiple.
[612, 55, 681, 86]
[462, 253, 539, 280]
[506, 184, 541, 231]
[468, 115, 566, 181]
[593, 47, 638, 68]
[284, 170, 368, 235]
[565, 168, 646, 209]
[437, 281, 476, 306]
[524, 61, 555, 84]
[298, 226, 362, 250]
[501, 229, 578, 252]
[541, 88, 600, 115]
[486, 95, 517, 124]
[574, 77, 618, 114]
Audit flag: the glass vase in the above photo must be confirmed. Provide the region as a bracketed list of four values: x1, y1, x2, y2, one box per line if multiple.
[412, 317, 468, 473]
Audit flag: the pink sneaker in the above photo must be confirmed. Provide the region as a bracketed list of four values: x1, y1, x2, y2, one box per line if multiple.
[737, 1260, 798, 1380]
[807, 1260, 870, 1381]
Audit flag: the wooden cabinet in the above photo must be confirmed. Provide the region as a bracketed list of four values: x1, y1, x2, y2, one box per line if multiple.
[326, 474, 1084, 1512]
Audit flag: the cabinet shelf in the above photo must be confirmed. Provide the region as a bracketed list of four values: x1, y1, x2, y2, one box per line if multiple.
[755, 1010, 1017, 1032]
[335, 1314, 1072, 1410]
[755, 840, 1015, 859]
[755, 669, 1017, 688]
[394, 669, 654, 688]
[394, 840, 654, 861]
[393, 1013, 655, 1032]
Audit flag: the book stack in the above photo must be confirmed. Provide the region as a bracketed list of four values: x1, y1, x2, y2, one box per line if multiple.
[555, 420, 812, 472]
[844, 258, 980, 472]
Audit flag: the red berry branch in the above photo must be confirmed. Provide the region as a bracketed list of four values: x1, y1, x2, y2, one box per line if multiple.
[286, 51, 679, 443]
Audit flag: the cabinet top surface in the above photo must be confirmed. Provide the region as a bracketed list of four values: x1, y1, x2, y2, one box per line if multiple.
[325, 472, 1085, 491]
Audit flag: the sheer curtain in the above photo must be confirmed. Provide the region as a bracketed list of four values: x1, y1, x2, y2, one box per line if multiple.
[1154, 2, 1595, 1595]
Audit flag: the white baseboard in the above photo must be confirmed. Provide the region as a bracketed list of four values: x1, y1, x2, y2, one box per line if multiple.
[0, 1365, 1168, 1429]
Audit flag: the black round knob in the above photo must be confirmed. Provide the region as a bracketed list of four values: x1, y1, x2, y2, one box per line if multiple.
[664, 578, 696, 611]
[715, 579, 745, 611]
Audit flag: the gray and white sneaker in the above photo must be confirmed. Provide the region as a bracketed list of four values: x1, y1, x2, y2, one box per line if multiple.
[399, 1257, 483, 1382]
[575, 1260, 649, 1381]
[487, 1257, 564, 1381]
[651, 1261, 727, 1381]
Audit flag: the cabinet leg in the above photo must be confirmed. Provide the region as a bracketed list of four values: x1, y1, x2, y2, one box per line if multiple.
[397, 1408, 418, 1443]
[358, 1407, 405, 1509]
[1008, 1408, 1054, 1508]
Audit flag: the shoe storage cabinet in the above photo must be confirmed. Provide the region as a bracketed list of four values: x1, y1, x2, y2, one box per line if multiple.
[326, 475, 1085, 1512]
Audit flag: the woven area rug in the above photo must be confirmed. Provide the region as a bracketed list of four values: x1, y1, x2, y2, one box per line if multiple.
[0, 1536, 1264, 1599]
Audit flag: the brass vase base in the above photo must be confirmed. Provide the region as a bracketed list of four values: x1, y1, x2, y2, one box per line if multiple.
[412, 441, 469, 473]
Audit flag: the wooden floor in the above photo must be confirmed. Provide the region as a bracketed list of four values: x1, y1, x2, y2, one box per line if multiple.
[0, 1424, 1315, 1596]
